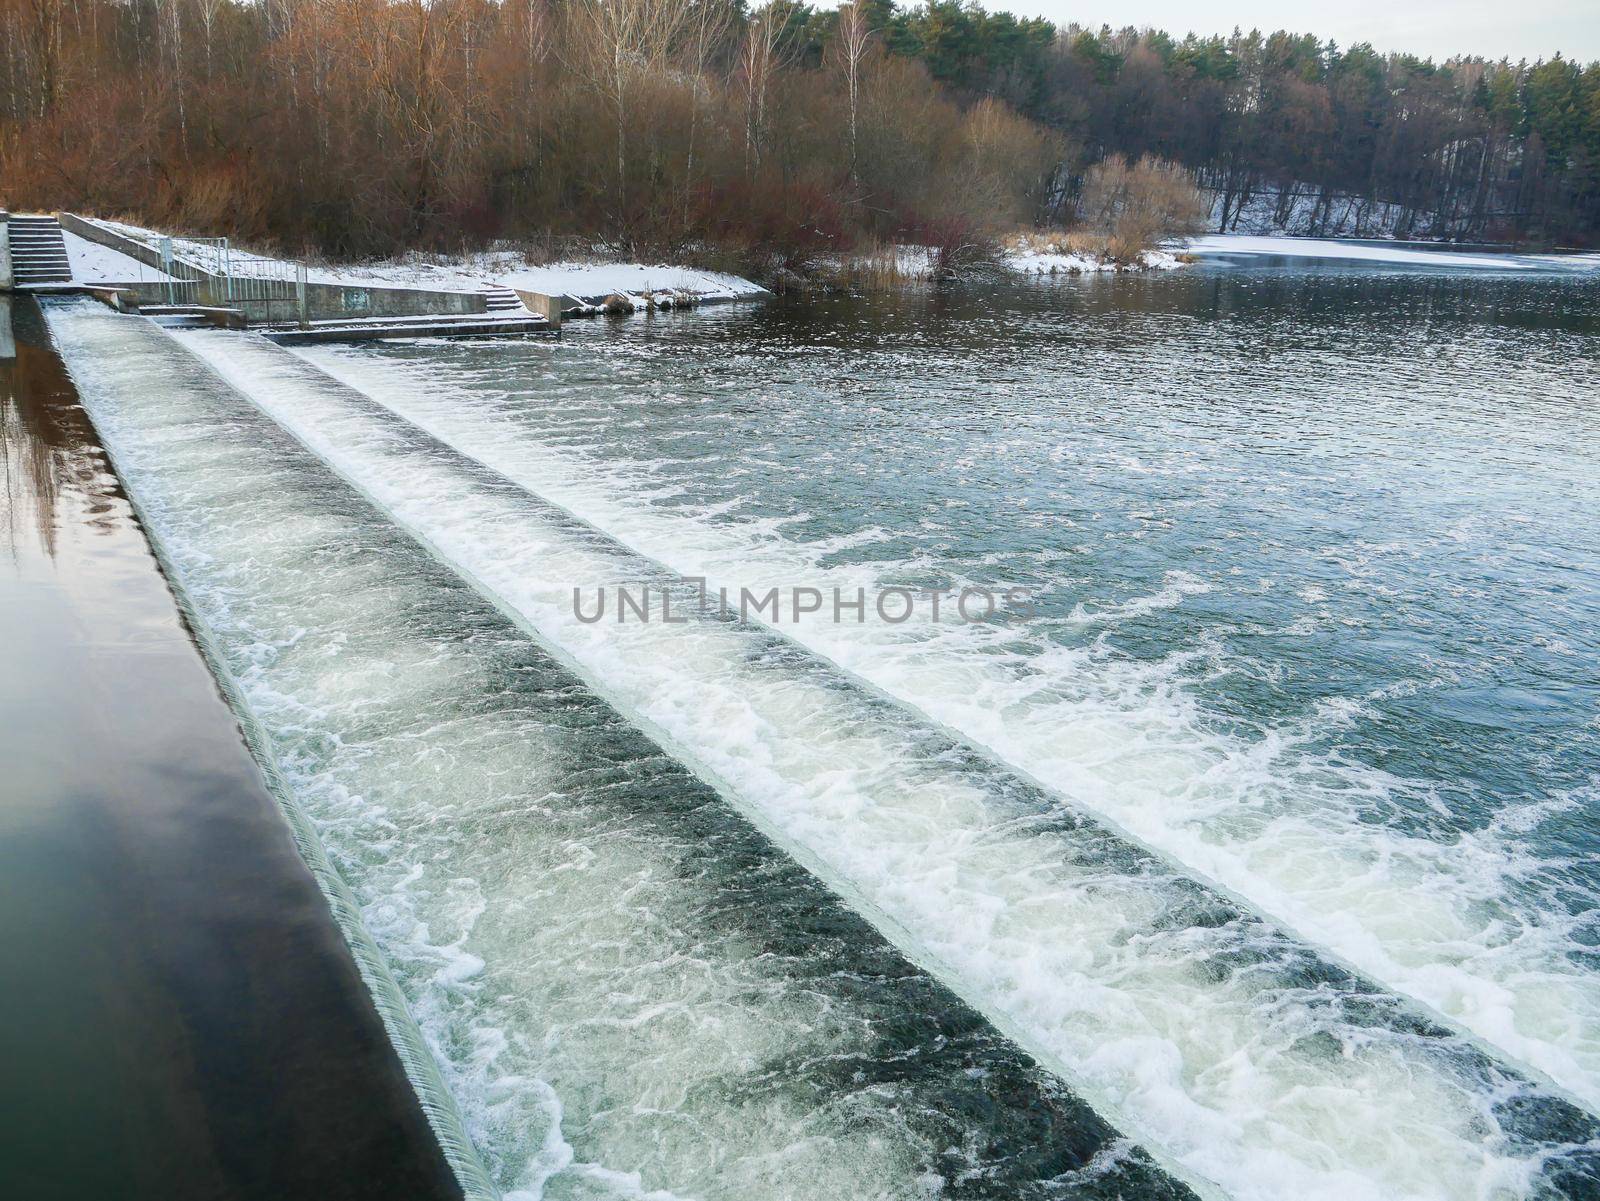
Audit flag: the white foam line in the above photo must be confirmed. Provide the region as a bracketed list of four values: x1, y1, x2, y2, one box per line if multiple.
[173, 326, 1585, 1201]
[48, 304, 932, 1201]
[293, 340, 1600, 1118]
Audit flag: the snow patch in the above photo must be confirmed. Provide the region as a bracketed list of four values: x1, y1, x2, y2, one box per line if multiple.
[76, 217, 766, 305]
[1189, 234, 1600, 272]
[1003, 234, 1183, 275]
[62, 231, 176, 284]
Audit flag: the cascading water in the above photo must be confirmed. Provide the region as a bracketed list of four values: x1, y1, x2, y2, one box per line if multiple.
[47, 300, 1195, 1201]
[43, 261, 1600, 1201]
[284, 280, 1600, 1116]
[148, 317, 1600, 1201]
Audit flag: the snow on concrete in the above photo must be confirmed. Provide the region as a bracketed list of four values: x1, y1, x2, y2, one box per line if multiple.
[63, 231, 176, 284]
[299, 256, 491, 293]
[497, 261, 764, 302]
[308, 253, 766, 308]
[1188, 234, 1600, 272]
[80, 218, 766, 306]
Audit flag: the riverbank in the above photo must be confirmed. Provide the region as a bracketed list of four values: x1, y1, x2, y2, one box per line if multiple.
[0, 296, 463, 1201]
[64, 215, 1190, 308]
[1187, 233, 1600, 271]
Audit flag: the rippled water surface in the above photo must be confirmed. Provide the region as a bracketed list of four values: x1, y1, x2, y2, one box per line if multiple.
[305, 269, 1600, 1084]
[43, 260, 1600, 1201]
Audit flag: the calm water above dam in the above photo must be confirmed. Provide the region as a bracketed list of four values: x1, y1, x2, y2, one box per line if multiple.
[24, 250, 1600, 1201]
[0, 297, 459, 1201]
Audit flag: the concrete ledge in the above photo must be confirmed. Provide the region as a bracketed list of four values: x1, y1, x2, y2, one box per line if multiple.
[142, 304, 248, 329]
[61, 214, 496, 323]
[299, 279, 487, 322]
[514, 289, 570, 327]
[264, 316, 553, 345]
[85, 285, 143, 313]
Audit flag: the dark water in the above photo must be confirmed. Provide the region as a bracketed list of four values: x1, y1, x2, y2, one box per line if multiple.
[0, 297, 459, 1201]
[27, 251, 1600, 1201]
[269, 261, 1600, 1199]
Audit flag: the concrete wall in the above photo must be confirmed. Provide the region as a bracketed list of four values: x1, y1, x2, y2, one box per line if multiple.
[58, 213, 488, 324]
[0, 211, 13, 291]
[300, 281, 485, 322]
[514, 290, 567, 327]
[58, 212, 176, 277]
[0, 294, 14, 359]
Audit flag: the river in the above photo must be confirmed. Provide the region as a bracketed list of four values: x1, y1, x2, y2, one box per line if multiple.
[28, 246, 1600, 1201]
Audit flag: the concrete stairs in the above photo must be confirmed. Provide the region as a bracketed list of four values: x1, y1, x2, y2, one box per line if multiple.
[9, 215, 73, 285]
[483, 286, 527, 313]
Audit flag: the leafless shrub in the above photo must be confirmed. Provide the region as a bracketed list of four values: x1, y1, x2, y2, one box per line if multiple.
[1076, 155, 1209, 261]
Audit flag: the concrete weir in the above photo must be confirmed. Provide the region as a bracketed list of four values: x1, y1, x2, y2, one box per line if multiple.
[10, 213, 760, 338]
[0, 296, 476, 1201]
[263, 317, 552, 344]
[54, 214, 551, 339]
[58, 214, 499, 323]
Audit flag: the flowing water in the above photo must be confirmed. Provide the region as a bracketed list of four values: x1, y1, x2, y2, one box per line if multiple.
[46, 303, 1192, 1201]
[0, 298, 459, 1201]
[40, 256, 1600, 1201]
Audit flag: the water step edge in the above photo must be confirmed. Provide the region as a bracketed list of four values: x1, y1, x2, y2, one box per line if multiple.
[168, 325, 1600, 1198]
[44, 312, 503, 1201]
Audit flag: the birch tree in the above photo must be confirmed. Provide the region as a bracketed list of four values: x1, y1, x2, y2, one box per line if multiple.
[836, 0, 871, 184]
[569, 0, 694, 224]
[739, 0, 787, 176]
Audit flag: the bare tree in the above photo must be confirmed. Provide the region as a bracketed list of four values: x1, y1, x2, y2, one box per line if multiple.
[568, 0, 694, 224]
[197, 0, 228, 79]
[680, 0, 729, 228]
[17, 0, 65, 118]
[738, 0, 787, 176]
[836, 0, 871, 184]
[361, 0, 470, 241]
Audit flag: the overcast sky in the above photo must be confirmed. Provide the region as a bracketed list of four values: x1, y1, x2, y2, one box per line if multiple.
[1013, 0, 1599, 63]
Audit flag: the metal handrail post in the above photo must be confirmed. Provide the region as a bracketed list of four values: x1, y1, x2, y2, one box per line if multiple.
[160, 237, 175, 306]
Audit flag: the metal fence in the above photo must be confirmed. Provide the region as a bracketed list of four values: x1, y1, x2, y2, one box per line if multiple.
[152, 235, 304, 322]
[219, 250, 302, 323]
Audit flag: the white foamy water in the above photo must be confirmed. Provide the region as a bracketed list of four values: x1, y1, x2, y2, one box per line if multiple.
[291, 338, 1600, 1116]
[49, 303, 1199, 1201]
[171, 325, 1599, 1201]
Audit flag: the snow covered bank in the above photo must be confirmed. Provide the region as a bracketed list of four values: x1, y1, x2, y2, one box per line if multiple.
[62, 231, 177, 285]
[311, 252, 766, 308]
[1004, 243, 1183, 274]
[1205, 185, 1460, 240]
[1189, 234, 1600, 273]
[826, 237, 1186, 283]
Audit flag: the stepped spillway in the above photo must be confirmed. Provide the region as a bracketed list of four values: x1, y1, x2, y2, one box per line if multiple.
[130, 316, 1600, 1201]
[46, 300, 1197, 1201]
[290, 316, 1600, 1116]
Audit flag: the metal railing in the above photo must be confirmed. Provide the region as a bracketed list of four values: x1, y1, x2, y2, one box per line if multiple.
[151, 235, 305, 322]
